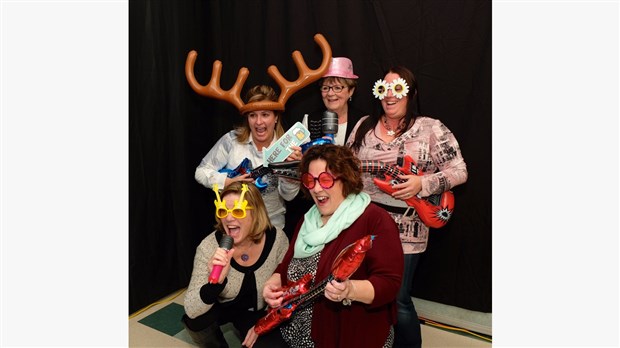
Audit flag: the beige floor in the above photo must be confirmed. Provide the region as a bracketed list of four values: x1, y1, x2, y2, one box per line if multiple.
[129, 289, 492, 347]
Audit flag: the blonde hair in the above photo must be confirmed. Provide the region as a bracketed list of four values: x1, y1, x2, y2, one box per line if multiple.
[214, 182, 273, 243]
[235, 85, 285, 143]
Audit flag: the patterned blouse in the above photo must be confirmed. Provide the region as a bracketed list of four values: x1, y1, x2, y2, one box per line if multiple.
[347, 116, 468, 254]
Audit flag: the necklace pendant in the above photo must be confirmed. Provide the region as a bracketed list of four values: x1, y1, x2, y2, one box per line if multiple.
[386, 130, 395, 136]
[241, 254, 249, 262]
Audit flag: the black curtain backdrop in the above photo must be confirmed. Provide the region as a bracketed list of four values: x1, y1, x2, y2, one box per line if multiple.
[130, 0, 491, 315]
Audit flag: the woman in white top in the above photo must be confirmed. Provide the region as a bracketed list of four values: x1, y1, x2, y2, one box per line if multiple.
[195, 85, 300, 230]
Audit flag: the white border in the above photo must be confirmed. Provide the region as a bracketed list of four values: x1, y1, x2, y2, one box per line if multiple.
[1, 0, 128, 346]
[1, 0, 618, 346]
[493, 0, 619, 346]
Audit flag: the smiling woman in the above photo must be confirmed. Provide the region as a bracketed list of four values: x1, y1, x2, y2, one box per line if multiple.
[194, 85, 300, 230]
[302, 57, 365, 146]
[258, 145, 404, 347]
[348, 66, 468, 348]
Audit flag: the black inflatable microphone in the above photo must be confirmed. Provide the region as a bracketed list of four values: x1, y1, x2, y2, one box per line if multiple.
[208, 235, 234, 284]
[301, 111, 338, 153]
[322, 110, 338, 140]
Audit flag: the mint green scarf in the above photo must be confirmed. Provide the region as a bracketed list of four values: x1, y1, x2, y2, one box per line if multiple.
[293, 192, 371, 258]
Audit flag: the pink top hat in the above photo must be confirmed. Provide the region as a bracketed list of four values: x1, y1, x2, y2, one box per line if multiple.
[323, 57, 358, 79]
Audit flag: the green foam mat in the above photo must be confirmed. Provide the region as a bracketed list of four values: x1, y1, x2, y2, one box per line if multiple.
[138, 302, 186, 336]
[138, 302, 242, 347]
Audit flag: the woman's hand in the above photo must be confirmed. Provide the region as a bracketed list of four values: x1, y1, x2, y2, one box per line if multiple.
[224, 173, 253, 188]
[208, 247, 235, 283]
[285, 145, 303, 162]
[324, 279, 354, 303]
[263, 274, 284, 308]
[242, 326, 259, 348]
[391, 174, 422, 201]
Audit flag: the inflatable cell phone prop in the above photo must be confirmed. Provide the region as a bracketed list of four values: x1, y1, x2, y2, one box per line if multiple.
[263, 122, 310, 164]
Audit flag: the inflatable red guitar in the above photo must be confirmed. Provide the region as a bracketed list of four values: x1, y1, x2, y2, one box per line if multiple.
[360, 156, 454, 228]
[254, 235, 375, 335]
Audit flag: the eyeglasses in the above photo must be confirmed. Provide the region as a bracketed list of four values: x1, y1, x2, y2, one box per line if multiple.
[301, 172, 339, 190]
[216, 206, 253, 219]
[372, 77, 410, 100]
[319, 85, 347, 93]
[212, 183, 253, 219]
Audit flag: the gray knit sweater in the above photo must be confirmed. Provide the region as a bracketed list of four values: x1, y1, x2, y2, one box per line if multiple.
[184, 228, 289, 319]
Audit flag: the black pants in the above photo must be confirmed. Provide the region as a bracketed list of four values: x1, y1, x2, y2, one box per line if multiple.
[182, 302, 265, 348]
[253, 327, 288, 348]
[182, 312, 229, 348]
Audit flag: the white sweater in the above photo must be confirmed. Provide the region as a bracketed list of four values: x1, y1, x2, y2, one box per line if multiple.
[195, 130, 300, 229]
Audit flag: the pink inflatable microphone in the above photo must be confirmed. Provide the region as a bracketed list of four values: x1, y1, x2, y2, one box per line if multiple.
[208, 235, 234, 284]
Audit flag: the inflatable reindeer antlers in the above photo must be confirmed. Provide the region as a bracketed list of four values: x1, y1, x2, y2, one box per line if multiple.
[185, 33, 333, 113]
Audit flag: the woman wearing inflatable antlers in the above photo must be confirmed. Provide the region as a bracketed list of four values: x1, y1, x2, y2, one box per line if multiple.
[193, 84, 300, 230]
[187, 34, 332, 230]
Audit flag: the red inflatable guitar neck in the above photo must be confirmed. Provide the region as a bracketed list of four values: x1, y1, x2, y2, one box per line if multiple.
[254, 235, 374, 336]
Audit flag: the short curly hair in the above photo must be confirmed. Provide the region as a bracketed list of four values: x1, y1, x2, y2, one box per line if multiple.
[299, 144, 363, 198]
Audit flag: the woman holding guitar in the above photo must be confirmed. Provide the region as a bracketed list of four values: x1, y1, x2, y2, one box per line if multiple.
[258, 145, 403, 347]
[194, 85, 301, 230]
[188, 33, 330, 234]
[348, 66, 468, 348]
